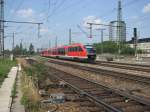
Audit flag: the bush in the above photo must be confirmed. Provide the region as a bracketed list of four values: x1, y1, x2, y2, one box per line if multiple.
[93, 41, 141, 56]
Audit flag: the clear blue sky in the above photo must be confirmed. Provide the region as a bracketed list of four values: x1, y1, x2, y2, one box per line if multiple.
[4, 0, 150, 50]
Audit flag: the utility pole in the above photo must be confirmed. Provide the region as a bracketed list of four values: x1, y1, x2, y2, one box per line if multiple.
[38, 23, 41, 38]
[11, 32, 15, 60]
[97, 28, 105, 54]
[55, 36, 57, 47]
[49, 40, 51, 48]
[133, 28, 138, 58]
[20, 38, 23, 55]
[89, 23, 92, 38]
[100, 29, 105, 54]
[0, 0, 4, 57]
[12, 32, 15, 51]
[69, 28, 71, 45]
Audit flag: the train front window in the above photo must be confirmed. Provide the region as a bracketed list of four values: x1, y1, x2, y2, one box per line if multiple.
[85, 46, 96, 53]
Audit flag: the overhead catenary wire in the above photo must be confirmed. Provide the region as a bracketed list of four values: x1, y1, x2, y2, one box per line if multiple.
[99, 0, 142, 19]
[42, 0, 85, 23]
[44, 0, 66, 21]
[40, 0, 86, 40]
[8, 0, 25, 19]
[45, 0, 149, 41]
[8, 0, 26, 35]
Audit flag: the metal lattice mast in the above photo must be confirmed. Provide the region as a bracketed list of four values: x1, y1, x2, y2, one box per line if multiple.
[117, 0, 122, 43]
[116, 0, 122, 57]
[117, 0, 122, 22]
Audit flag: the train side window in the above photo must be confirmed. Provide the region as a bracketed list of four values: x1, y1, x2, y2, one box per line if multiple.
[75, 47, 78, 51]
[73, 47, 75, 52]
[78, 46, 83, 51]
[70, 48, 72, 52]
[72, 47, 74, 52]
[68, 47, 71, 52]
[74, 47, 77, 51]
[69, 48, 71, 52]
[72, 47, 75, 52]
[63, 49, 65, 54]
[62, 48, 65, 54]
[71, 47, 73, 52]
[68, 48, 70, 52]
[76, 47, 79, 51]
[58, 49, 60, 54]
[75, 47, 77, 51]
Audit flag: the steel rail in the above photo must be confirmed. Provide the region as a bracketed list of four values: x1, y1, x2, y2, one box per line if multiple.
[48, 70, 122, 112]
[95, 62, 150, 72]
[96, 60, 150, 67]
[48, 60, 150, 85]
[47, 66, 150, 112]
[95, 61, 150, 72]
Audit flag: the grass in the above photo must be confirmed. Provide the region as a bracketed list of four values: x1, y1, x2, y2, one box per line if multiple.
[38, 56, 49, 62]
[20, 70, 41, 112]
[0, 58, 17, 85]
[20, 60, 49, 111]
[20, 60, 46, 112]
[23, 61, 48, 81]
[11, 77, 17, 98]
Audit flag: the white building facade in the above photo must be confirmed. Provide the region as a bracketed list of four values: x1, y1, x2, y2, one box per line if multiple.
[128, 38, 150, 57]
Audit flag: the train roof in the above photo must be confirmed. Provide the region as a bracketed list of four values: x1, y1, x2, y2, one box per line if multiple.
[41, 43, 88, 52]
[57, 43, 84, 48]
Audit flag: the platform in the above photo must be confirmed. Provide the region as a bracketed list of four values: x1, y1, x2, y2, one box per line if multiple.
[0, 67, 18, 112]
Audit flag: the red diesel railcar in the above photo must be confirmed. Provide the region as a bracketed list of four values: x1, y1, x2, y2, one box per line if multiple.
[40, 43, 96, 61]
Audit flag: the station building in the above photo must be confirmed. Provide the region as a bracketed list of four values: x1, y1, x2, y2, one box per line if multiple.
[127, 37, 150, 57]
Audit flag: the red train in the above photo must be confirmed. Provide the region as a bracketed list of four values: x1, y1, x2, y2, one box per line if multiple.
[40, 43, 96, 61]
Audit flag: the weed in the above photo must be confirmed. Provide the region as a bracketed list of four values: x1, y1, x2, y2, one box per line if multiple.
[0, 58, 17, 86]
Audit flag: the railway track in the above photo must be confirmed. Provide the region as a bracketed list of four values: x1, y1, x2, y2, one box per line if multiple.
[47, 65, 150, 112]
[48, 59, 150, 85]
[46, 70, 107, 112]
[95, 61, 150, 73]
[40, 56, 150, 73]
[27, 58, 150, 111]
[26, 59, 103, 111]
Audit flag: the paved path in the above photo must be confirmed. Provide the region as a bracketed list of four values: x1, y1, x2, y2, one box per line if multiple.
[0, 67, 18, 112]
[11, 70, 25, 112]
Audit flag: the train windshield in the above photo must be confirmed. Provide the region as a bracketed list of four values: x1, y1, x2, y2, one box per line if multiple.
[85, 45, 96, 54]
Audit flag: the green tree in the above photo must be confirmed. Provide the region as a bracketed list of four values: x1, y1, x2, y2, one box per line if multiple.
[93, 41, 141, 56]
[120, 45, 135, 55]
[19, 43, 23, 54]
[4, 49, 11, 55]
[21, 48, 28, 55]
[29, 43, 34, 55]
[13, 45, 20, 55]
[94, 41, 118, 54]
